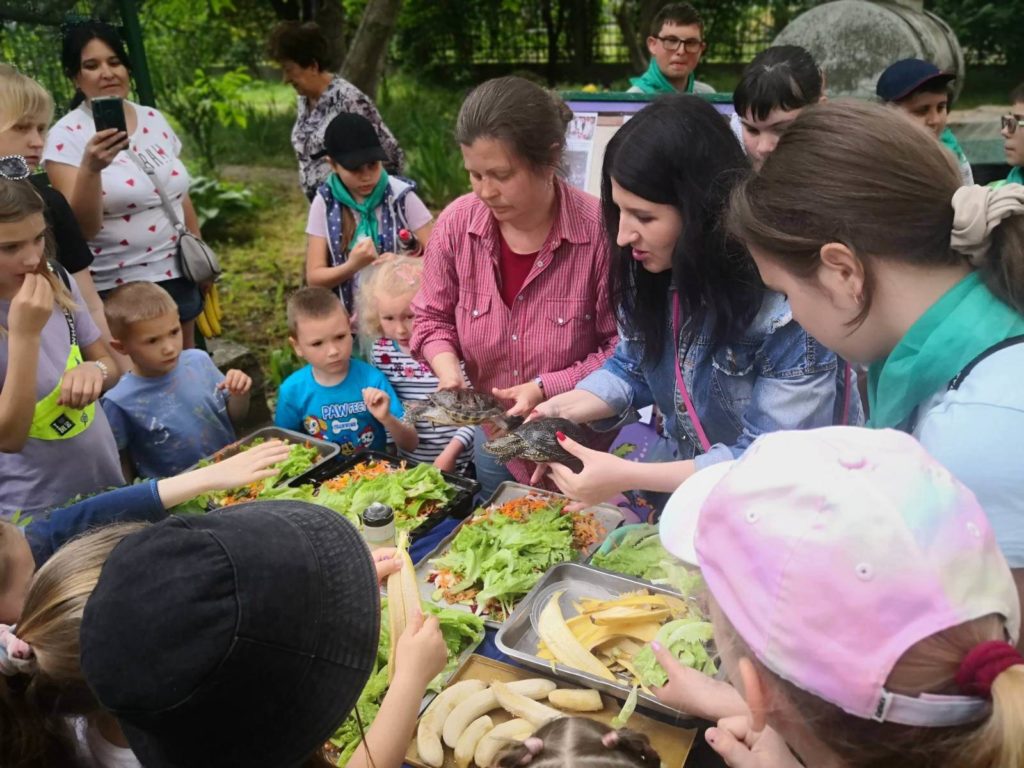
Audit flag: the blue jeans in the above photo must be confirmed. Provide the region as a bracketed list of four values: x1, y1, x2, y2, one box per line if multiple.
[472, 426, 515, 504]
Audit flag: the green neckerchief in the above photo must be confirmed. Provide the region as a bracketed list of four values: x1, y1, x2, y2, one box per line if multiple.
[867, 271, 1024, 428]
[629, 58, 695, 94]
[326, 170, 389, 251]
[939, 126, 968, 164]
[1009, 167, 1024, 185]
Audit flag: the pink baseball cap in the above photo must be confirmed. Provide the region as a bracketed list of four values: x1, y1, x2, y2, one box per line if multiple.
[660, 426, 1021, 726]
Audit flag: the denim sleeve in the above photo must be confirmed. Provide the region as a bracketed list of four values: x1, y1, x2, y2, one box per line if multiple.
[25, 480, 166, 567]
[694, 324, 838, 470]
[575, 336, 655, 431]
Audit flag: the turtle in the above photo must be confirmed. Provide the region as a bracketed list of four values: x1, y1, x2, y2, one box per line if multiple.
[483, 417, 589, 472]
[402, 389, 523, 431]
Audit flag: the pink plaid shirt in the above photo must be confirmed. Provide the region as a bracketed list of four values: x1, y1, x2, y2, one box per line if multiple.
[411, 181, 618, 483]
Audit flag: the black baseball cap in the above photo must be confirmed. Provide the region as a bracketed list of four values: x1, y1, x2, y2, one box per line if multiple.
[312, 112, 388, 170]
[876, 58, 956, 103]
[79, 501, 380, 768]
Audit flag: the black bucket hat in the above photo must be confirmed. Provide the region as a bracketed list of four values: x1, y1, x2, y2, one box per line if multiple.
[79, 501, 380, 768]
[312, 112, 388, 170]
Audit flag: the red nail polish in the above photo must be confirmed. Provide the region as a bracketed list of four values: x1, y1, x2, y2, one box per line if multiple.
[556, 431, 566, 441]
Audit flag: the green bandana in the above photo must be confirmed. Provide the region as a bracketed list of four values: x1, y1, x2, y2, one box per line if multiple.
[939, 127, 969, 166]
[629, 58, 695, 95]
[1009, 167, 1024, 185]
[867, 271, 1024, 428]
[326, 169, 389, 251]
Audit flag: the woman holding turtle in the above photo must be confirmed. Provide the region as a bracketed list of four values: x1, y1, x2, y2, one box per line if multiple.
[411, 76, 618, 499]
[532, 95, 859, 507]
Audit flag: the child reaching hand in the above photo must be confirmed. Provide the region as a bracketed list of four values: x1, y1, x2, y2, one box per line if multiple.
[0, 178, 122, 518]
[276, 286, 418, 456]
[100, 281, 252, 480]
[357, 257, 473, 472]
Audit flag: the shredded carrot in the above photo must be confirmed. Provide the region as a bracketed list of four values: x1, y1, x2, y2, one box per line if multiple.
[321, 459, 399, 491]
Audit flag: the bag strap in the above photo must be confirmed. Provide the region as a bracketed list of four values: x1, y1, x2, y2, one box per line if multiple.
[46, 261, 77, 345]
[127, 151, 186, 234]
[948, 335, 1024, 390]
[672, 292, 713, 453]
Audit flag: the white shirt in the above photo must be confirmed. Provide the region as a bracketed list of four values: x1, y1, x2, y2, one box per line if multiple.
[71, 717, 143, 768]
[914, 344, 1024, 567]
[43, 101, 191, 291]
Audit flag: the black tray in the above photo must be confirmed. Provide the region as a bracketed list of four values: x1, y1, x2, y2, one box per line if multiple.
[289, 450, 480, 541]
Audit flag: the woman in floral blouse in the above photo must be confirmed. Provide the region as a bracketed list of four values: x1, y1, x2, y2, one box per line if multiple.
[268, 21, 404, 200]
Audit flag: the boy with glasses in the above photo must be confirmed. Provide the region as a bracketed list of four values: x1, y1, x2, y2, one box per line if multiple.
[997, 83, 1024, 186]
[628, 3, 715, 95]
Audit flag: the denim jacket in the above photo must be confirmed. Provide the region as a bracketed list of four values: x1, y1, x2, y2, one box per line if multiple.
[577, 290, 864, 469]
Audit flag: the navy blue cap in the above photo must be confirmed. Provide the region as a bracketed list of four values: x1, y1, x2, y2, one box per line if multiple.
[876, 58, 956, 103]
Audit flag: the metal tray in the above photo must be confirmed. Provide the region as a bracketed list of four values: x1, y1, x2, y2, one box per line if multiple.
[405, 654, 697, 768]
[291, 451, 480, 542]
[191, 426, 338, 485]
[417, 630, 484, 715]
[494, 561, 706, 720]
[415, 482, 625, 629]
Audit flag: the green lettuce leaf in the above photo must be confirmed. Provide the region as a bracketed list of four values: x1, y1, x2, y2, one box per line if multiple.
[631, 618, 717, 688]
[313, 462, 455, 530]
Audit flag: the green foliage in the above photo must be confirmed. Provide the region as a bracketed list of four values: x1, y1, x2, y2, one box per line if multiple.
[927, 0, 1024, 70]
[378, 76, 469, 210]
[188, 175, 258, 242]
[163, 67, 253, 171]
[268, 344, 303, 390]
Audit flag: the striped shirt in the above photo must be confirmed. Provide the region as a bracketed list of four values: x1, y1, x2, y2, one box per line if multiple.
[372, 339, 474, 472]
[411, 180, 619, 484]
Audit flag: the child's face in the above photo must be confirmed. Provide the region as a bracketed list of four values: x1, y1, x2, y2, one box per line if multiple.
[0, 113, 49, 170]
[290, 306, 353, 378]
[1003, 102, 1024, 168]
[0, 531, 36, 624]
[896, 90, 949, 140]
[114, 311, 183, 378]
[333, 160, 383, 202]
[377, 291, 415, 349]
[0, 212, 46, 299]
[740, 107, 804, 171]
[646, 21, 705, 83]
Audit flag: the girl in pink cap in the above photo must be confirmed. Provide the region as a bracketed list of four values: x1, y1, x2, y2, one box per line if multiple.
[727, 99, 1024, 630]
[655, 426, 1024, 768]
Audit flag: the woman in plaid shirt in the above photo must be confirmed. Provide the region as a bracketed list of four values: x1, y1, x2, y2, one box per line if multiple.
[411, 77, 618, 498]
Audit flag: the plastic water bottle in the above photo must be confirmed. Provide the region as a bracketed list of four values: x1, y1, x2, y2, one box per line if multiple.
[362, 502, 396, 550]
[397, 228, 420, 256]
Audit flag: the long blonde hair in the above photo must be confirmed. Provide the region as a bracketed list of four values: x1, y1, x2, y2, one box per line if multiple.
[0, 64, 54, 134]
[354, 255, 422, 349]
[714, 604, 1024, 768]
[0, 179, 75, 333]
[0, 524, 145, 768]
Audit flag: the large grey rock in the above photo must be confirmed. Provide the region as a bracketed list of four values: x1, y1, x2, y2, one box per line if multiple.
[774, 0, 963, 100]
[207, 338, 272, 432]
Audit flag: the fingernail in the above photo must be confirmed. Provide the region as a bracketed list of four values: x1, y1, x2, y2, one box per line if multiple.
[651, 641, 662, 652]
[555, 431, 566, 441]
[706, 729, 717, 745]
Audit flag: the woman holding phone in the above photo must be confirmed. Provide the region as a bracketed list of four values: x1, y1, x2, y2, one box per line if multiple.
[44, 20, 204, 346]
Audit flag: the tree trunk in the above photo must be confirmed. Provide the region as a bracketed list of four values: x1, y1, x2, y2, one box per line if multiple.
[341, 0, 403, 99]
[613, 0, 663, 72]
[314, 0, 348, 69]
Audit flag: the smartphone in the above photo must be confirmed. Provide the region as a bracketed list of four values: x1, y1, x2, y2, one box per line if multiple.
[92, 96, 127, 135]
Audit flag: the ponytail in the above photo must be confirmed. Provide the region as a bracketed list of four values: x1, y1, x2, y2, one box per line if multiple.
[958, 665, 1024, 768]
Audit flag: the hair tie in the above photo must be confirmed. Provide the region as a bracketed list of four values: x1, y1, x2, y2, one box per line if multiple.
[516, 736, 543, 764]
[955, 640, 1024, 697]
[951, 184, 1024, 266]
[601, 731, 620, 749]
[393, 263, 419, 288]
[0, 624, 36, 676]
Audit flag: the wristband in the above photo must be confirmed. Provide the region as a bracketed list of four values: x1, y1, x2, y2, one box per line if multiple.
[90, 360, 110, 381]
[533, 376, 544, 391]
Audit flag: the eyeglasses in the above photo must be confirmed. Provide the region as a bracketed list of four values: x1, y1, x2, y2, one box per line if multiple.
[656, 36, 704, 53]
[1001, 115, 1023, 134]
[0, 155, 30, 181]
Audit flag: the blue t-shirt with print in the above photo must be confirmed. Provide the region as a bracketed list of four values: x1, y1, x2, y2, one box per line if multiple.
[101, 349, 236, 478]
[275, 359, 404, 454]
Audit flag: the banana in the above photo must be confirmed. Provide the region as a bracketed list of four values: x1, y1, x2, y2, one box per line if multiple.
[207, 302, 222, 336]
[195, 309, 214, 338]
[209, 283, 222, 321]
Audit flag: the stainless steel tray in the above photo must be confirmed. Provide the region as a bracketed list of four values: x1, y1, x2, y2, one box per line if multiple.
[417, 632, 483, 715]
[188, 426, 339, 482]
[494, 561, 704, 720]
[415, 482, 625, 629]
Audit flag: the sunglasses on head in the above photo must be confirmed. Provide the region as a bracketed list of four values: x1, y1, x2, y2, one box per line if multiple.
[0, 155, 31, 181]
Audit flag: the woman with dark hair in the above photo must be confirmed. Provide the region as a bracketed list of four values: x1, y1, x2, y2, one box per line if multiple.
[533, 95, 858, 506]
[411, 76, 618, 499]
[268, 21, 404, 200]
[730, 45, 825, 170]
[43, 20, 205, 347]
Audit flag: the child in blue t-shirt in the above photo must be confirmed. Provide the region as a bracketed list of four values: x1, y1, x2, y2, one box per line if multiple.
[101, 282, 252, 479]
[275, 287, 418, 456]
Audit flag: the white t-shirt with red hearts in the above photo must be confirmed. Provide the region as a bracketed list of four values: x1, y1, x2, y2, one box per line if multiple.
[43, 101, 191, 291]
